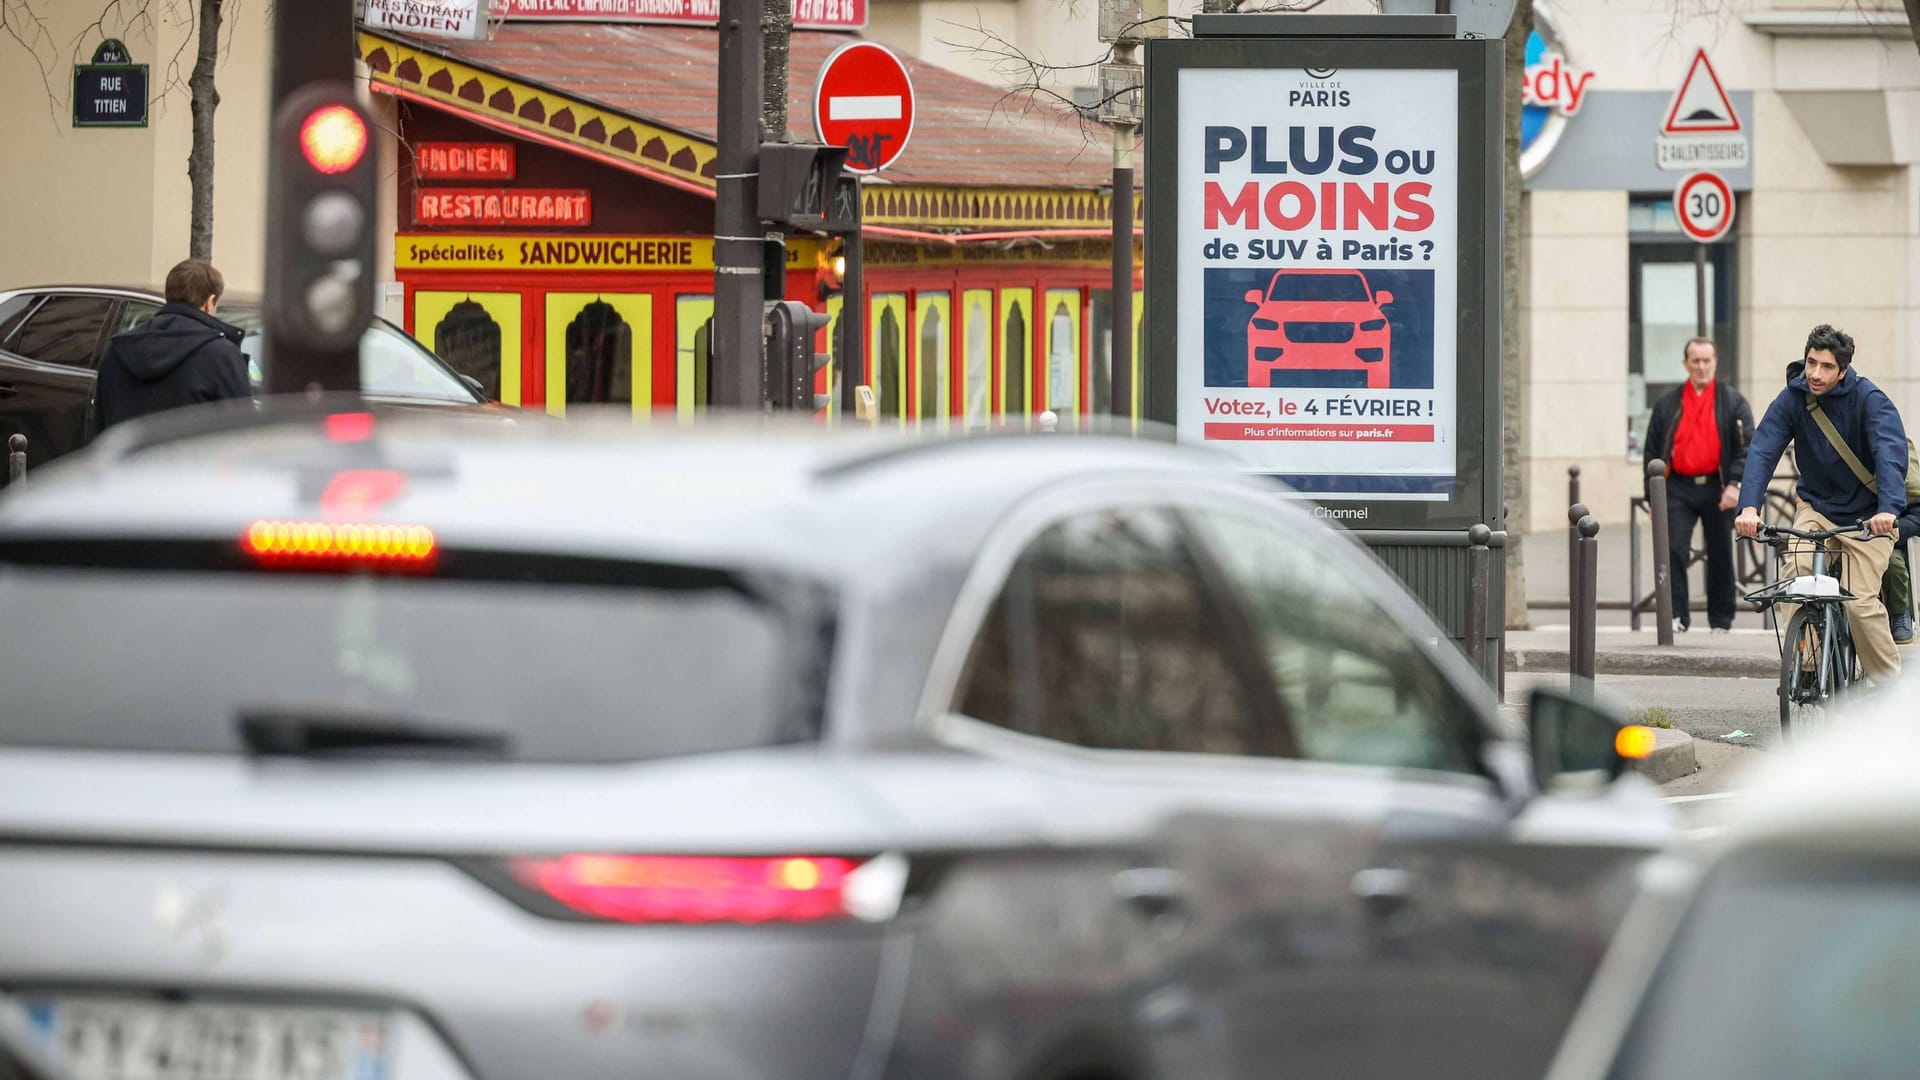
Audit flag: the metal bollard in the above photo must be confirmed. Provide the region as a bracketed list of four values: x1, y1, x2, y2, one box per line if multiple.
[1567, 501, 1589, 653]
[1466, 523, 1492, 683]
[1575, 515, 1600, 688]
[1647, 458, 1675, 646]
[1568, 464, 1581, 512]
[6, 433, 24, 485]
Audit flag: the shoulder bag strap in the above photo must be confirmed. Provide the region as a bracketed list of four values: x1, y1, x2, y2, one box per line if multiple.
[1804, 393, 1878, 494]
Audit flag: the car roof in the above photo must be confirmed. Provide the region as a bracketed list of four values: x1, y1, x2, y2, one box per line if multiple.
[0, 285, 264, 306]
[0, 404, 1231, 582]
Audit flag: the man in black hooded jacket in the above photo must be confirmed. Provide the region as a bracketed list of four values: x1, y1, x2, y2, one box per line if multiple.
[91, 258, 250, 432]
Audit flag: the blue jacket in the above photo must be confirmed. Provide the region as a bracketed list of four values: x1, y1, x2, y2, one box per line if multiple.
[1739, 368, 1908, 523]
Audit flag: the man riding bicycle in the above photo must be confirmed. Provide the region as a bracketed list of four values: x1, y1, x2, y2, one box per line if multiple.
[1735, 324, 1908, 685]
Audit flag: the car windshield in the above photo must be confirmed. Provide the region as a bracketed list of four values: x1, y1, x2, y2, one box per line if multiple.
[1268, 274, 1371, 303]
[219, 304, 481, 403]
[1606, 849, 1920, 1080]
[0, 561, 818, 763]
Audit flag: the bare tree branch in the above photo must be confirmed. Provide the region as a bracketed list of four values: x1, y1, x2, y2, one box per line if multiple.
[2, 0, 66, 127]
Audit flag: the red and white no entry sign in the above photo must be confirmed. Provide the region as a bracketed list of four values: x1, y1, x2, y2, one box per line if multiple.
[814, 41, 914, 174]
[1674, 171, 1734, 243]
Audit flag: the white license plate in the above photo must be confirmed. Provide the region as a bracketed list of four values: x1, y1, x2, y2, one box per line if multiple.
[12, 996, 390, 1080]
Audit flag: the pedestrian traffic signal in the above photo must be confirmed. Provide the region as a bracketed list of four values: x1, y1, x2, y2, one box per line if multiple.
[758, 143, 849, 230]
[765, 301, 834, 411]
[263, 84, 377, 394]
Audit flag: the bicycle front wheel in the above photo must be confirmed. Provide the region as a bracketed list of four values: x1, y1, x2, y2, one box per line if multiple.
[1779, 605, 1839, 740]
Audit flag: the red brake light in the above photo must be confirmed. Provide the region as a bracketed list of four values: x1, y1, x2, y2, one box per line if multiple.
[300, 105, 368, 175]
[243, 520, 436, 568]
[506, 854, 905, 924]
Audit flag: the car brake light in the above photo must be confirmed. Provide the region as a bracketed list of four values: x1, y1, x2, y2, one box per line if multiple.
[242, 520, 436, 569]
[325, 412, 376, 442]
[502, 853, 908, 925]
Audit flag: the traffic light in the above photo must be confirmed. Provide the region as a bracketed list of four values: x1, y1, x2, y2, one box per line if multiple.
[263, 84, 377, 394]
[758, 143, 849, 230]
[765, 301, 834, 411]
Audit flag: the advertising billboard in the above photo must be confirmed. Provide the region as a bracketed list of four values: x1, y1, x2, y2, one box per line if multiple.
[1147, 33, 1501, 533]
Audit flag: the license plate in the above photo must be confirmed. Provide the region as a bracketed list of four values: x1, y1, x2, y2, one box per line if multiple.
[11, 996, 390, 1080]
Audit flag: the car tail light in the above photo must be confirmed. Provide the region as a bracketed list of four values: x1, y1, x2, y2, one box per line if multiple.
[499, 853, 908, 925]
[242, 520, 437, 569]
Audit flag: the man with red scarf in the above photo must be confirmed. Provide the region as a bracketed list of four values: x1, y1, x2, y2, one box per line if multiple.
[1642, 337, 1754, 633]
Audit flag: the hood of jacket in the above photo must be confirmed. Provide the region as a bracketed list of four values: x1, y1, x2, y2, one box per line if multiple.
[110, 302, 244, 381]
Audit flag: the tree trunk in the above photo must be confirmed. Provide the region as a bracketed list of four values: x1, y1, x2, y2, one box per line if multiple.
[761, 0, 790, 142]
[188, 0, 223, 261]
[1502, 0, 1533, 630]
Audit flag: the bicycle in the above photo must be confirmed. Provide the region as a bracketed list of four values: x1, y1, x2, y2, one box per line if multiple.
[1741, 522, 1892, 739]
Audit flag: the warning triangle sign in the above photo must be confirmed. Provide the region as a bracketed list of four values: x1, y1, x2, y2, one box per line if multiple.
[1664, 49, 1741, 133]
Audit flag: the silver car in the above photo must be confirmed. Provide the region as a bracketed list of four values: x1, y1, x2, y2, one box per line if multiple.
[1547, 688, 1918, 1080]
[0, 404, 1671, 1080]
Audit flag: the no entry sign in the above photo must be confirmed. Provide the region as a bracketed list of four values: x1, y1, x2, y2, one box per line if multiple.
[814, 42, 914, 174]
[1674, 170, 1734, 243]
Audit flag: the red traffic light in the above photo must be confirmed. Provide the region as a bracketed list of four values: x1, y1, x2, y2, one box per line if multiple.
[299, 104, 368, 174]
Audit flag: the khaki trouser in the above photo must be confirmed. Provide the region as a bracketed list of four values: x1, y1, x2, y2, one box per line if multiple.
[1777, 503, 1901, 684]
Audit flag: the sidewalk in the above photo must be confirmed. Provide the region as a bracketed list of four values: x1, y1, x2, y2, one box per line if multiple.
[1505, 626, 1778, 678]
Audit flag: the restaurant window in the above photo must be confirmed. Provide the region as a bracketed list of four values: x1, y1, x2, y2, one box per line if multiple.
[1628, 195, 1737, 459]
[962, 289, 993, 428]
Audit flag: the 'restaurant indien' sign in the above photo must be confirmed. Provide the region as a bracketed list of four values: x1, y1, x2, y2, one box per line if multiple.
[492, 0, 864, 30]
[415, 189, 593, 227]
[363, 0, 487, 40]
[416, 142, 517, 180]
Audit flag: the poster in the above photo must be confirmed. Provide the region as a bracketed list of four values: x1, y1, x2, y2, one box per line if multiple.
[1176, 67, 1459, 503]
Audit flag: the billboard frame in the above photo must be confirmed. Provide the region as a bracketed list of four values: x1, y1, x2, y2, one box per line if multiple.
[1144, 19, 1503, 536]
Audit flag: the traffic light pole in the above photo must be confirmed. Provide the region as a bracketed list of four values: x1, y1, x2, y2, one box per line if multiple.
[272, 0, 352, 103]
[714, 0, 767, 411]
[263, 0, 365, 396]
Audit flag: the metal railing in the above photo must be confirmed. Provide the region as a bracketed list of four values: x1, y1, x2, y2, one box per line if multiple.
[1628, 453, 1797, 632]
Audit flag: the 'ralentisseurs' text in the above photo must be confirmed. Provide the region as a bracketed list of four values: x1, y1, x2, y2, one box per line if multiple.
[1202, 125, 1436, 232]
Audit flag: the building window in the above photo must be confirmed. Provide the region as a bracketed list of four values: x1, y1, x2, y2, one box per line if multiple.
[1628, 196, 1737, 459]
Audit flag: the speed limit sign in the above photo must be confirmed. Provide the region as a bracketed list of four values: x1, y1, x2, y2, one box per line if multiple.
[1674, 171, 1734, 243]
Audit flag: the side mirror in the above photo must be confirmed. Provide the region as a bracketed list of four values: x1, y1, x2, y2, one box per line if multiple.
[1528, 686, 1653, 790]
[1244, 289, 1264, 305]
[459, 374, 485, 396]
[1374, 290, 1394, 306]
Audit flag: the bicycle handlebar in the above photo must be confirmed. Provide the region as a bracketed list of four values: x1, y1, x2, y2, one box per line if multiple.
[1745, 523, 1891, 544]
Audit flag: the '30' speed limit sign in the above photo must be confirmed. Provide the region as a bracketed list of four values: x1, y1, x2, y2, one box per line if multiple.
[1674, 171, 1734, 243]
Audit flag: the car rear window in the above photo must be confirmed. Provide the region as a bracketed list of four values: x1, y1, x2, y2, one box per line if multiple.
[1268, 274, 1371, 302]
[0, 561, 822, 763]
[1607, 850, 1920, 1080]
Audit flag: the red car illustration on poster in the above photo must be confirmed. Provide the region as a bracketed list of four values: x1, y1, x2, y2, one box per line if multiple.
[1243, 268, 1394, 389]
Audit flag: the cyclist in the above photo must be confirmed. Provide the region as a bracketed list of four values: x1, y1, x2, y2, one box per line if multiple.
[1736, 324, 1908, 685]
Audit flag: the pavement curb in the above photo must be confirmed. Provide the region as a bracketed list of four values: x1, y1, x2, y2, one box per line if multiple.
[1631, 727, 1696, 785]
[1504, 648, 1776, 679]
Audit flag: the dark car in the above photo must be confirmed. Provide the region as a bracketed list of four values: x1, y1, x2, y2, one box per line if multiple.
[0, 405, 1672, 1080]
[0, 286, 486, 475]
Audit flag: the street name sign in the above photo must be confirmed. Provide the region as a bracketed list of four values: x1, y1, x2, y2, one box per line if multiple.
[1656, 49, 1748, 171]
[814, 42, 915, 174]
[1674, 171, 1734, 243]
[72, 39, 147, 128]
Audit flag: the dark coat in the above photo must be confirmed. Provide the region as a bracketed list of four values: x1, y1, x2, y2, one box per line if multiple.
[1739, 361, 1909, 523]
[92, 302, 251, 433]
[1642, 379, 1753, 496]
